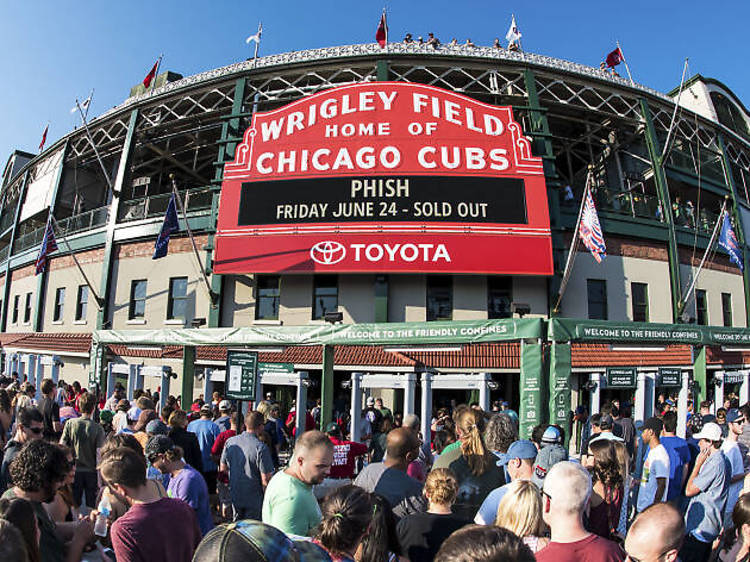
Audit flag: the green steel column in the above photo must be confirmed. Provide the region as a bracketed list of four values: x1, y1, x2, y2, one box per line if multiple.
[519, 338, 543, 439]
[34, 141, 69, 332]
[693, 345, 707, 405]
[376, 60, 389, 81]
[96, 109, 139, 330]
[523, 70, 562, 314]
[1, 171, 30, 332]
[717, 135, 750, 326]
[208, 77, 247, 327]
[182, 345, 196, 407]
[639, 99, 682, 322]
[548, 342, 572, 449]
[320, 344, 334, 430]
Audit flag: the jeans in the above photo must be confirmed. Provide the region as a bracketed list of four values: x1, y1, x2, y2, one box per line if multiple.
[73, 470, 99, 509]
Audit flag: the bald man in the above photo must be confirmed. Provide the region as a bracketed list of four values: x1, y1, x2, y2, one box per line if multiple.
[625, 503, 684, 562]
[354, 427, 427, 518]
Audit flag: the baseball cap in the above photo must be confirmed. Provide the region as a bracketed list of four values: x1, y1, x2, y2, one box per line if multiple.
[200, 403, 213, 414]
[541, 426, 562, 445]
[191, 402, 202, 413]
[599, 415, 614, 430]
[532, 444, 569, 487]
[219, 400, 231, 411]
[693, 422, 723, 441]
[496, 439, 538, 466]
[642, 416, 664, 433]
[99, 410, 114, 424]
[145, 435, 175, 459]
[366, 397, 375, 406]
[192, 520, 332, 562]
[325, 422, 339, 434]
[146, 419, 169, 436]
[726, 409, 743, 424]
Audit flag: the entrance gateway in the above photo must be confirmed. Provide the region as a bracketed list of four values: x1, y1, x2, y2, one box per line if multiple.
[92, 318, 750, 446]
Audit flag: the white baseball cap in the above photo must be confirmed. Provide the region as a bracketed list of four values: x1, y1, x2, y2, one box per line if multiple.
[693, 422, 722, 441]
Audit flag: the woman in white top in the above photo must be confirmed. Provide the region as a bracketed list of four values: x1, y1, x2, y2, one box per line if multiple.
[494, 479, 549, 553]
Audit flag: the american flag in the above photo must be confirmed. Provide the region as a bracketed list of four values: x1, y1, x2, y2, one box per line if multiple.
[35, 220, 58, 275]
[580, 189, 606, 262]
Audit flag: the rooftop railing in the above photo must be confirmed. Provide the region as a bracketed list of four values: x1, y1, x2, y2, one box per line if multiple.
[118, 186, 213, 222]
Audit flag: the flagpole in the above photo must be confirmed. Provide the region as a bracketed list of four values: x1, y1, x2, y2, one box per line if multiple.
[75, 97, 114, 196]
[49, 214, 104, 308]
[169, 175, 217, 304]
[617, 41, 634, 86]
[553, 169, 592, 313]
[150, 54, 164, 94]
[84, 89, 94, 120]
[253, 23, 261, 60]
[383, 8, 388, 50]
[679, 198, 728, 315]
[660, 58, 689, 162]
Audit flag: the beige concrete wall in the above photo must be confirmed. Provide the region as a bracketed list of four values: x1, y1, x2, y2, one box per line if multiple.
[453, 276, 487, 320]
[280, 275, 314, 325]
[340, 275, 375, 323]
[559, 253, 673, 322]
[7, 265, 37, 332]
[109, 240, 212, 330]
[43, 250, 103, 332]
[221, 274, 254, 327]
[513, 276, 549, 318]
[389, 275, 426, 322]
[680, 264, 747, 327]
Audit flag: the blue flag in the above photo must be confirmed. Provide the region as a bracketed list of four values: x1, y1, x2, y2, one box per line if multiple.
[153, 192, 179, 259]
[718, 211, 744, 271]
[35, 220, 58, 275]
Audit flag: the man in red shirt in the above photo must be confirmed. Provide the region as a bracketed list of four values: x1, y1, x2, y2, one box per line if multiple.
[211, 411, 241, 521]
[313, 422, 368, 499]
[536, 461, 624, 562]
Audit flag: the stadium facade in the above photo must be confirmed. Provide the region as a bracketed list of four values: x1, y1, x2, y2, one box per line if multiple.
[3, 42, 750, 439]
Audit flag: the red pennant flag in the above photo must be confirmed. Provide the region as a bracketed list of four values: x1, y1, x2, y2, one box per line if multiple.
[606, 47, 624, 68]
[143, 59, 159, 88]
[38, 124, 48, 152]
[375, 11, 388, 48]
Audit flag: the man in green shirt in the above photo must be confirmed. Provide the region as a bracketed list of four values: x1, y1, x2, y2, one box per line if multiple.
[60, 392, 105, 509]
[262, 430, 333, 536]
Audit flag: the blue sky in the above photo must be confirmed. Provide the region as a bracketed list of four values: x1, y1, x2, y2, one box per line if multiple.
[1, 1, 748, 164]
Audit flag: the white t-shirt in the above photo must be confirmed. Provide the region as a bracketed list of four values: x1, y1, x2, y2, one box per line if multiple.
[721, 439, 744, 514]
[637, 443, 670, 512]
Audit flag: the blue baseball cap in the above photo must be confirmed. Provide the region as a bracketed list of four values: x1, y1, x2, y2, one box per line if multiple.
[726, 408, 743, 423]
[496, 439, 538, 466]
[541, 426, 562, 445]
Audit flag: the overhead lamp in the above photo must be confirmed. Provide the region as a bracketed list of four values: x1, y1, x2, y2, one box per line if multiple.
[384, 345, 462, 353]
[610, 345, 666, 352]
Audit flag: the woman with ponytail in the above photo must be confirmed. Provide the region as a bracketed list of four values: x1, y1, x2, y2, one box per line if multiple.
[315, 485, 373, 562]
[432, 408, 504, 519]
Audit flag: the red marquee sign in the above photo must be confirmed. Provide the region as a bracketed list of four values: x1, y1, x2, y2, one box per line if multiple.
[215, 82, 552, 275]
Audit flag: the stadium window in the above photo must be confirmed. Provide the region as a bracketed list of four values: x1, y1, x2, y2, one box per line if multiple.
[129, 280, 147, 319]
[23, 293, 32, 324]
[53, 287, 65, 322]
[255, 275, 280, 320]
[587, 279, 607, 320]
[167, 277, 188, 320]
[487, 276, 512, 319]
[427, 275, 453, 321]
[312, 275, 338, 320]
[722, 292, 732, 327]
[696, 289, 708, 325]
[76, 285, 88, 321]
[12, 295, 19, 324]
[631, 282, 649, 322]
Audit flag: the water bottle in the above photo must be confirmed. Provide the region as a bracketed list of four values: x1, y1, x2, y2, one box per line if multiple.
[94, 494, 111, 537]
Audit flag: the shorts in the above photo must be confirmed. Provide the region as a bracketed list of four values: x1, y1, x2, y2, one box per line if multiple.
[217, 481, 231, 507]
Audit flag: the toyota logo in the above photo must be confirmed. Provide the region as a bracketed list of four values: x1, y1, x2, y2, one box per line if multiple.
[310, 241, 346, 265]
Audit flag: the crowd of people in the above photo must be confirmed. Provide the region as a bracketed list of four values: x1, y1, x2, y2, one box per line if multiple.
[0, 372, 750, 561]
